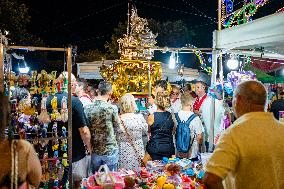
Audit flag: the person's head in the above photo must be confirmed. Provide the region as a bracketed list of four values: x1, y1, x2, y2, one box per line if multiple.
[75, 81, 87, 97]
[233, 80, 267, 118]
[183, 83, 192, 93]
[180, 92, 195, 110]
[195, 81, 207, 97]
[155, 92, 170, 111]
[171, 85, 180, 100]
[119, 93, 137, 114]
[154, 80, 168, 95]
[97, 81, 112, 98]
[56, 72, 77, 93]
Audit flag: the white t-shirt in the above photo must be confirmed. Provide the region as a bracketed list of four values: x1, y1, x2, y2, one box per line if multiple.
[170, 98, 182, 113]
[80, 95, 93, 107]
[176, 110, 204, 159]
[206, 112, 284, 189]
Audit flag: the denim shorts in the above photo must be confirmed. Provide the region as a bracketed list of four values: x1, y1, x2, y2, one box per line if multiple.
[91, 149, 119, 172]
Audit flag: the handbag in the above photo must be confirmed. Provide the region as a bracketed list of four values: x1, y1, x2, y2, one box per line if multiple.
[10, 140, 35, 189]
[120, 118, 144, 166]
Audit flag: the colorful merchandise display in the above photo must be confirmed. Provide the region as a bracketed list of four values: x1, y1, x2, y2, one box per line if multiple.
[82, 157, 207, 189]
[7, 70, 70, 188]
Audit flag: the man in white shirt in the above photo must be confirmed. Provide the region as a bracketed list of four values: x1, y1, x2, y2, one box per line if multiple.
[203, 80, 284, 189]
[76, 81, 93, 107]
[193, 73, 224, 152]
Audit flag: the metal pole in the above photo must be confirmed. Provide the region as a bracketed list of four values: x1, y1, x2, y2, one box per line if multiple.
[7, 46, 66, 52]
[0, 43, 4, 95]
[67, 47, 73, 189]
[209, 50, 218, 151]
[147, 58, 152, 96]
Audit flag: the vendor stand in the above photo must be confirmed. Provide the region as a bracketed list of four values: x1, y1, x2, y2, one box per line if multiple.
[0, 34, 74, 188]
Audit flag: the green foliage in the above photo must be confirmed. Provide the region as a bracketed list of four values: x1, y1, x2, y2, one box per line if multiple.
[148, 19, 195, 47]
[77, 49, 106, 62]
[0, 0, 43, 46]
[105, 22, 127, 60]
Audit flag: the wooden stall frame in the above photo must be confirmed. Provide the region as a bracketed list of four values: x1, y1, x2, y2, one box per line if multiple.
[0, 44, 73, 189]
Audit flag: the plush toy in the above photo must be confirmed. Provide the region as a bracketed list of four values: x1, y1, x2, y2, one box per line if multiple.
[50, 96, 61, 121]
[62, 126, 67, 138]
[60, 97, 68, 122]
[38, 97, 51, 124]
[52, 122, 58, 137]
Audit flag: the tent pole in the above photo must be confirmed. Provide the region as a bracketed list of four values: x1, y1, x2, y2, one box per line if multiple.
[67, 47, 73, 189]
[147, 58, 152, 96]
[0, 43, 7, 140]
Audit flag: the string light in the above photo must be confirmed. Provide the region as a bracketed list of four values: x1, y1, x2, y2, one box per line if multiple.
[221, 0, 270, 28]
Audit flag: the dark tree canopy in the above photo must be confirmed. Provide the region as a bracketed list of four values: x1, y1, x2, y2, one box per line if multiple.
[0, 0, 43, 46]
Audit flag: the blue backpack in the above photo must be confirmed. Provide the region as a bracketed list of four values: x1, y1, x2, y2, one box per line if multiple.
[175, 113, 197, 153]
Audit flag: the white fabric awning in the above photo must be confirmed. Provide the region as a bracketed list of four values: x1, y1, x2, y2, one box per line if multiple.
[77, 60, 199, 82]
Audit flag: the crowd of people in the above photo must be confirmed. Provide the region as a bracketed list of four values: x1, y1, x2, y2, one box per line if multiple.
[0, 71, 284, 189]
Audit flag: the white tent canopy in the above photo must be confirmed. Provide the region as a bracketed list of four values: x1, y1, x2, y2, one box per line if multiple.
[77, 60, 199, 82]
[213, 12, 284, 59]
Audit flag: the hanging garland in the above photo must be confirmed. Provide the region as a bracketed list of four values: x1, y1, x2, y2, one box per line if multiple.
[222, 0, 270, 28]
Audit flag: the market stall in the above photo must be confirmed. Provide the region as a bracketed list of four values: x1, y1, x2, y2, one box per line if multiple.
[0, 37, 74, 189]
[81, 155, 212, 189]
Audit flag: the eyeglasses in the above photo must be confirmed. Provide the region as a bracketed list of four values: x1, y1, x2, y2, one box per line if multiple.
[171, 92, 179, 95]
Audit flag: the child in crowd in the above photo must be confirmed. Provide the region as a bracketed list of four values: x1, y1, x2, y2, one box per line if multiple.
[175, 92, 203, 161]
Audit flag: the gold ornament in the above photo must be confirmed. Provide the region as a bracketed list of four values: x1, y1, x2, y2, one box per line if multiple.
[100, 60, 162, 100]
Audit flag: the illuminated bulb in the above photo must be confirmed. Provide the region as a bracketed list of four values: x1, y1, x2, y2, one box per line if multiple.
[227, 58, 239, 70]
[19, 66, 30, 74]
[169, 53, 176, 69]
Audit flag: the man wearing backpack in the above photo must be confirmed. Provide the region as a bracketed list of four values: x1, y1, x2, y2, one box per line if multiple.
[175, 93, 203, 161]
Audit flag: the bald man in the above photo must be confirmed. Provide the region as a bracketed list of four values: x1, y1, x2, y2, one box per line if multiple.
[203, 80, 284, 189]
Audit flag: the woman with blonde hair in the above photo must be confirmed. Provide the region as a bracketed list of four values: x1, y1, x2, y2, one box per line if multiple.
[117, 93, 148, 170]
[145, 92, 175, 162]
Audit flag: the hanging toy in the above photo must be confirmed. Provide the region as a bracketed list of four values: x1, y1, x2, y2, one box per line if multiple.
[60, 96, 68, 122]
[38, 97, 51, 124]
[41, 123, 48, 138]
[52, 122, 58, 137]
[51, 83, 57, 95]
[52, 141, 59, 157]
[50, 96, 61, 121]
[62, 126, 67, 138]
[61, 139, 67, 151]
[62, 153, 69, 167]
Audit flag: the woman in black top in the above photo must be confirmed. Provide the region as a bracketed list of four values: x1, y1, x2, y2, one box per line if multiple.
[146, 92, 175, 160]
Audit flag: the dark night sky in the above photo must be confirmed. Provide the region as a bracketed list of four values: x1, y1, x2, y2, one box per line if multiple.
[19, 0, 284, 51]
[14, 0, 284, 74]
[20, 0, 218, 51]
